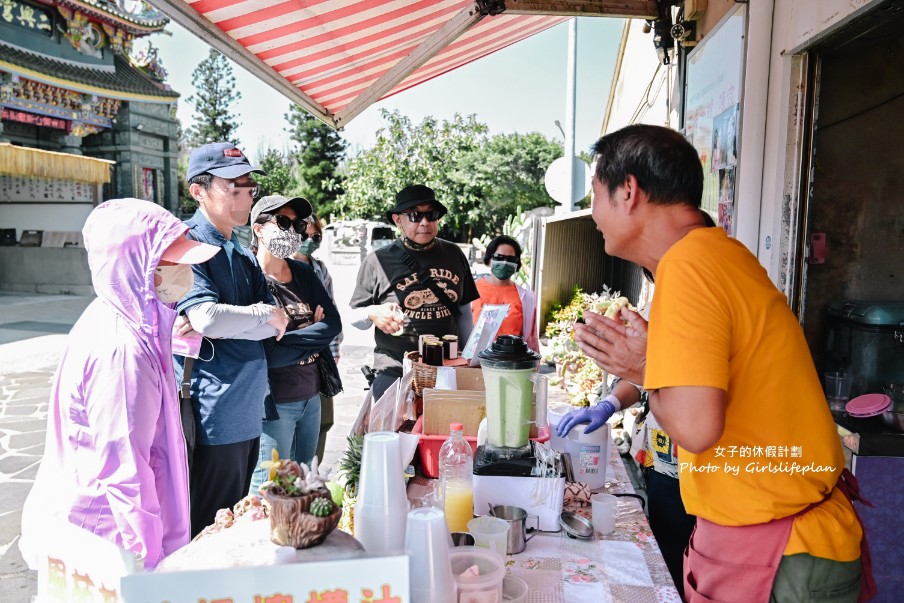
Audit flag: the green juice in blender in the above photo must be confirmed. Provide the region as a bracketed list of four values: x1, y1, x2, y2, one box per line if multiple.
[478, 335, 541, 449]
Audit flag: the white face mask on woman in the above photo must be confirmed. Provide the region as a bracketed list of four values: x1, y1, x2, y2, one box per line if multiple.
[154, 263, 194, 303]
[261, 223, 305, 259]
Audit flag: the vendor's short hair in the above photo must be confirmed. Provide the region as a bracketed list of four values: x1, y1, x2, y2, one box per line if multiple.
[483, 235, 522, 268]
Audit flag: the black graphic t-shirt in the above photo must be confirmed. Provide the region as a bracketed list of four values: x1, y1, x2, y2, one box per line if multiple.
[267, 276, 321, 402]
[350, 238, 479, 371]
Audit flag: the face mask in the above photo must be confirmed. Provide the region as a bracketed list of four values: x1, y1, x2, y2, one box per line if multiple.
[490, 260, 518, 280]
[155, 263, 194, 303]
[298, 239, 321, 257]
[261, 224, 304, 259]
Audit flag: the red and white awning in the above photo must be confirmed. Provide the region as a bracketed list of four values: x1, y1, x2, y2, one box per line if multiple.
[150, 0, 657, 128]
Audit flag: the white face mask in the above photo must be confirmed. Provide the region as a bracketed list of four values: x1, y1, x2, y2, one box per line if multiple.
[261, 223, 304, 259]
[154, 263, 194, 303]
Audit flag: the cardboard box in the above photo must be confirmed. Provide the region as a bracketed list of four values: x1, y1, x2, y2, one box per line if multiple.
[422, 389, 486, 436]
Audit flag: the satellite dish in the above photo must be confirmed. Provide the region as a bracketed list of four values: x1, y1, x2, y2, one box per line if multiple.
[544, 157, 591, 206]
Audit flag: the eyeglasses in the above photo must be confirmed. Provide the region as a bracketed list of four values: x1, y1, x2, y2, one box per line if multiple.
[217, 180, 261, 199]
[300, 232, 322, 243]
[270, 214, 307, 234]
[404, 209, 443, 223]
[491, 254, 518, 264]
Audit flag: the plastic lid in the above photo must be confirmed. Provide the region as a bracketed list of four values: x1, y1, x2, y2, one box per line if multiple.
[845, 393, 892, 417]
[477, 335, 541, 369]
[450, 422, 463, 431]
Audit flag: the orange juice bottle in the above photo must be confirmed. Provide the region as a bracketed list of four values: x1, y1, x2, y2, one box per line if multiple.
[439, 422, 474, 532]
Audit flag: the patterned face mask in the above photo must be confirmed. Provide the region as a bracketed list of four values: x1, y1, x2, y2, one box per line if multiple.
[262, 223, 304, 259]
[154, 263, 194, 303]
[490, 260, 518, 280]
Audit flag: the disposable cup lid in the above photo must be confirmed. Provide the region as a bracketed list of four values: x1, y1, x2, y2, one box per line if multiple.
[845, 393, 892, 417]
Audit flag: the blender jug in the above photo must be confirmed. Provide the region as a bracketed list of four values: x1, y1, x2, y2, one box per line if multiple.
[478, 335, 542, 448]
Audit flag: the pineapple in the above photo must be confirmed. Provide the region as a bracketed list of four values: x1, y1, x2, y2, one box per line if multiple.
[337, 434, 364, 534]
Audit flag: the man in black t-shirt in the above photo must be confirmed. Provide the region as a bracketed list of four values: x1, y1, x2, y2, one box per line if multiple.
[350, 185, 479, 399]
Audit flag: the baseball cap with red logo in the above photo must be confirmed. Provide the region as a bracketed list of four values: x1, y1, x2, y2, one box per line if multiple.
[186, 142, 267, 181]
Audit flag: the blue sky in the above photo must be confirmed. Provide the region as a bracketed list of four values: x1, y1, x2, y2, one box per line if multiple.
[151, 16, 623, 160]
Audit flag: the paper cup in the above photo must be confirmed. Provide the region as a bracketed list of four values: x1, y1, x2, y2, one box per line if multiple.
[406, 507, 456, 603]
[591, 493, 618, 534]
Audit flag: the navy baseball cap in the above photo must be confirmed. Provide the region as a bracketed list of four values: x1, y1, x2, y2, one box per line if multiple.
[186, 142, 266, 181]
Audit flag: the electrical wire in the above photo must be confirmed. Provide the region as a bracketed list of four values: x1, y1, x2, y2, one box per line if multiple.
[817, 90, 904, 131]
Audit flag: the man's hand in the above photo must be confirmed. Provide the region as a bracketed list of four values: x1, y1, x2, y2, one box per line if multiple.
[314, 305, 325, 323]
[268, 307, 289, 341]
[574, 307, 648, 384]
[369, 303, 404, 335]
[173, 314, 198, 338]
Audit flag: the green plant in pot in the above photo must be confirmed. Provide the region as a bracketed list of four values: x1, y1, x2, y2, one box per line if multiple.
[258, 449, 340, 548]
[336, 434, 364, 535]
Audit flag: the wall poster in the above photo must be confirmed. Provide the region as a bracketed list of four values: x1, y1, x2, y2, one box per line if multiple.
[684, 5, 747, 236]
[141, 167, 156, 202]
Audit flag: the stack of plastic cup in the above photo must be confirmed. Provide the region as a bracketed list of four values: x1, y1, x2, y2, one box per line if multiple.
[354, 432, 408, 553]
[405, 507, 456, 603]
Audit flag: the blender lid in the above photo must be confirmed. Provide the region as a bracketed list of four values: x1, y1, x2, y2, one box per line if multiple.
[477, 335, 541, 369]
[845, 393, 892, 417]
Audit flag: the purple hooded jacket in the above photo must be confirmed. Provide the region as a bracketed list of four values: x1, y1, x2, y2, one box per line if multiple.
[20, 199, 192, 569]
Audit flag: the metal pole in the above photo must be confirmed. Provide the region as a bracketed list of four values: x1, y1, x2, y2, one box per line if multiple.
[558, 18, 578, 215]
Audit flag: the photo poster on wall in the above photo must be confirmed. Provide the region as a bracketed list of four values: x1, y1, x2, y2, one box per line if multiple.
[683, 5, 746, 236]
[142, 168, 156, 202]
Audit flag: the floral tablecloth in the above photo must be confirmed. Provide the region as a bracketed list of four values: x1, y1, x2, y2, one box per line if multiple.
[502, 442, 680, 603]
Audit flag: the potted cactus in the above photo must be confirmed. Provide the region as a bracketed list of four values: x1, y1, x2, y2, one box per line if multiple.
[258, 450, 341, 549]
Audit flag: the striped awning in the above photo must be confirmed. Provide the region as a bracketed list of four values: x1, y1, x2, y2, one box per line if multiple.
[150, 0, 657, 129]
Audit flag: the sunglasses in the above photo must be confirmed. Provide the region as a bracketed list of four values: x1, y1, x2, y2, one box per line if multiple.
[270, 214, 307, 234]
[403, 209, 443, 223]
[491, 254, 518, 264]
[300, 232, 322, 243]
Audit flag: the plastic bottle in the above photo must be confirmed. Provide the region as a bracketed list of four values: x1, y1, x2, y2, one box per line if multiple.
[438, 422, 474, 533]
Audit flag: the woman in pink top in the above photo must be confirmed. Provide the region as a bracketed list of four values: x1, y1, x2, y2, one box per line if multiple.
[20, 198, 219, 569]
[472, 235, 539, 352]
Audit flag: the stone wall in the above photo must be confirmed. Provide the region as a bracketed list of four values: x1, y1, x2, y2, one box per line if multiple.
[0, 247, 93, 295]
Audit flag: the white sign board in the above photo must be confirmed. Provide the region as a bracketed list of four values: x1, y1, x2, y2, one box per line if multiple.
[121, 554, 409, 603]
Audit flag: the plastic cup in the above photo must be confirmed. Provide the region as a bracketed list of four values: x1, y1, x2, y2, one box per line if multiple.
[449, 546, 505, 602]
[405, 507, 456, 603]
[825, 371, 853, 401]
[591, 493, 618, 534]
[354, 432, 408, 553]
[467, 516, 509, 559]
[503, 575, 529, 603]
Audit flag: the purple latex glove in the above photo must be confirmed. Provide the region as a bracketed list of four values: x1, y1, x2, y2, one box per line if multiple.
[556, 399, 618, 437]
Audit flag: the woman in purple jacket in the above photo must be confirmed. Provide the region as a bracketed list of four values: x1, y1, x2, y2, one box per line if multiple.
[20, 198, 219, 569]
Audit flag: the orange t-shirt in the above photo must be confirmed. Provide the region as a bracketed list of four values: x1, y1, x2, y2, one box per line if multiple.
[645, 228, 861, 562]
[473, 278, 524, 338]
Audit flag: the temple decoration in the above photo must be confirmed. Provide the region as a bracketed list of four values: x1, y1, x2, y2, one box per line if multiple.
[129, 42, 166, 81]
[1, 0, 53, 34]
[100, 22, 132, 55]
[57, 7, 105, 58]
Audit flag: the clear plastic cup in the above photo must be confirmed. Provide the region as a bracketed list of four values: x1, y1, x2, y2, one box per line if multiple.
[449, 546, 505, 602]
[405, 507, 456, 603]
[824, 371, 853, 401]
[355, 432, 408, 553]
[591, 493, 618, 534]
[467, 516, 509, 559]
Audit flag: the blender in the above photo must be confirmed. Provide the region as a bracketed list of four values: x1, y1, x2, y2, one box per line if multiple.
[472, 335, 565, 531]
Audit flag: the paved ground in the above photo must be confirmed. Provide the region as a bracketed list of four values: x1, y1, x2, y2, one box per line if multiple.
[0, 256, 375, 602]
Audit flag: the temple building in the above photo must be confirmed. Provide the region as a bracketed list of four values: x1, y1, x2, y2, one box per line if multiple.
[0, 0, 179, 292]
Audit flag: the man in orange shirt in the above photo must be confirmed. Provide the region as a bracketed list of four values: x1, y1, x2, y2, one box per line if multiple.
[574, 124, 871, 602]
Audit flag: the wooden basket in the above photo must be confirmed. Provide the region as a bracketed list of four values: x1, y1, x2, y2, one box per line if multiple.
[406, 351, 437, 395]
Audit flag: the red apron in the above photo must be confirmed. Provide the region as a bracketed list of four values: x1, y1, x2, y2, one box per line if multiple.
[682, 469, 876, 603]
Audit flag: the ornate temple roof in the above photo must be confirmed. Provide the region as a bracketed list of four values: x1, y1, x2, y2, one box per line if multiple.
[48, 0, 169, 35]
[0, 41, 179, 101]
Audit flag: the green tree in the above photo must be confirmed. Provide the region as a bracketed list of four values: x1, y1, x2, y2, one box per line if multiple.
[460, 132, 561, 234]
[286, 105, 347, 219]
[337, 110, 488, 240]
[185, 49, 241, 147]
[253, 148, 297, 198]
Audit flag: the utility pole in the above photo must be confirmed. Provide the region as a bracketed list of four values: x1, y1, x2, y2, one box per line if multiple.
[557, 18, 578, 215]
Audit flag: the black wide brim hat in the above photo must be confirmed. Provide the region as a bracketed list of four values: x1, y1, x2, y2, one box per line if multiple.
[385, 184, 448, 223]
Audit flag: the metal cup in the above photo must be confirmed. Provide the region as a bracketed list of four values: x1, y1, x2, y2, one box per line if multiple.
[490, 505, 538, 554]
[450, 532, 475, 547]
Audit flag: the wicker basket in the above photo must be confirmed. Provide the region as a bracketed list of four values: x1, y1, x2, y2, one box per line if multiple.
[406, 351, 437, 395]
[263, 488, 342, 549]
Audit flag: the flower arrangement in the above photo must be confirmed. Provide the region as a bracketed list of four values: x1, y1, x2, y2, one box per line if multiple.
[543, 285, 623, 407]
[258, 450, 341, 548]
